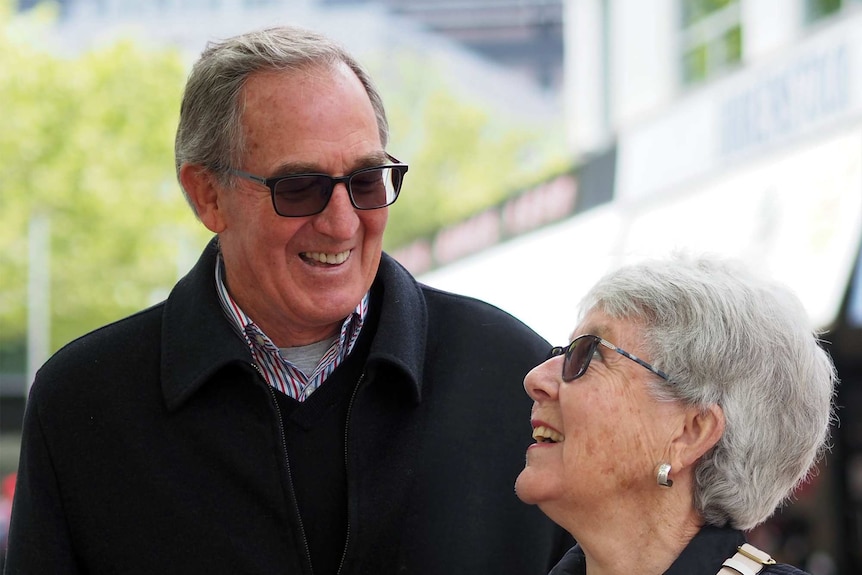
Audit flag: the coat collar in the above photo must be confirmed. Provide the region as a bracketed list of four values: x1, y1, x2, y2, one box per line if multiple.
[552, 525, 747, 575]
[365, 252, 427, 403]
[664, 525, 746, 574]
[160, 238, 427, 410]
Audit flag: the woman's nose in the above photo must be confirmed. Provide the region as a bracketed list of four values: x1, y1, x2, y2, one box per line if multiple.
[523, 359, 560, 403]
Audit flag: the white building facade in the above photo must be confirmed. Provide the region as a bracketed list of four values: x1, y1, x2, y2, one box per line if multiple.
[419, 3, 862, 572]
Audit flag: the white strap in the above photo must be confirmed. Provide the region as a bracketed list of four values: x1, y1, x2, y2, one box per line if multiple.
[717, 543, 776, 575]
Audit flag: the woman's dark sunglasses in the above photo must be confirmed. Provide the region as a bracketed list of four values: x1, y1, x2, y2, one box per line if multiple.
[227, 153, 408, 217]
[547, 334, 670, 382]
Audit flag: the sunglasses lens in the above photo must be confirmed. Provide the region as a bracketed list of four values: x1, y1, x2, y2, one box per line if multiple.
[272, 175, 331, 216]
[349, 167, 402, 209]
[563, 337, 595, 381]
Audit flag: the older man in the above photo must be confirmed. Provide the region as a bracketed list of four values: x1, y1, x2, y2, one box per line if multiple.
[5, 26, 571, 574]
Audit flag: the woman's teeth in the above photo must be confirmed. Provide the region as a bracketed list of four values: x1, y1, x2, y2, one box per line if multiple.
[532, 425, 564, 443]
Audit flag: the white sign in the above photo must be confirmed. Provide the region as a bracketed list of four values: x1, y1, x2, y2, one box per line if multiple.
[421, 131, 862, 339]
[618, 130, 862, 330]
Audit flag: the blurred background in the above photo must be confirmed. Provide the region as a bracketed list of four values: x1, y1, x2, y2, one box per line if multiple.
[1, 0, 861, 572]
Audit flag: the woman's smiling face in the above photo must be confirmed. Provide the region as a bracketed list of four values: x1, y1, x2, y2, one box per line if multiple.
[515, 309, 686, 524]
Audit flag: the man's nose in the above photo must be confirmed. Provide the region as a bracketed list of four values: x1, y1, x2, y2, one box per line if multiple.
[313, 182, 359, 238]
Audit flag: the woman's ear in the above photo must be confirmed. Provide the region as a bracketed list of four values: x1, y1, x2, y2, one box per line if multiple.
[671, 404, 725, 471]
[180, 164, 227, 233]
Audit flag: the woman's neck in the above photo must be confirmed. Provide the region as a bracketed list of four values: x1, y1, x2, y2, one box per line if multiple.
[555, 486, 704, 575]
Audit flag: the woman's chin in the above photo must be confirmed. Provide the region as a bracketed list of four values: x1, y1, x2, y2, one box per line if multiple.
[514, 469, 545, 505]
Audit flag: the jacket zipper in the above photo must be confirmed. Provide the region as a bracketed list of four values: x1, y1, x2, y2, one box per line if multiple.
[253, 362, 315, 575]
[336, 370, 365, 575]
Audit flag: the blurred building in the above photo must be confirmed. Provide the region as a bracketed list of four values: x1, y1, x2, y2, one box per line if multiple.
[321, 0, 564, 91]
[17, 0, 564, 92]
[1, 0, 565, 461]
[7, 1, 862, 571]
[13, 0, 562, 123]
[410, 1, 862, 572]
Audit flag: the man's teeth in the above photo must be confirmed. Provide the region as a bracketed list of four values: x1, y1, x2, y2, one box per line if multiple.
[303, 250, 350, 264]
[532, 425, 564, 443]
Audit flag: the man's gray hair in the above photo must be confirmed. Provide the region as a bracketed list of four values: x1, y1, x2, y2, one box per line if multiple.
[174, 25, 390, 207]
[579, 254, 837, 530]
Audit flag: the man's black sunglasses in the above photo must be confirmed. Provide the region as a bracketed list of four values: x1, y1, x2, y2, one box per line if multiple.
[227, 153, 407, 217]
[547, 334, 670, 382]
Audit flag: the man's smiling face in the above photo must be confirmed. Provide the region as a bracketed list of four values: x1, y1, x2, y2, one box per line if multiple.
[209, 62, 389, 347]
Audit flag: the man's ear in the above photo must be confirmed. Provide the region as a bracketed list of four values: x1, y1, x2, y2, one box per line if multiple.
[179, 164, 227, 233]
[671, 404, 725, 471]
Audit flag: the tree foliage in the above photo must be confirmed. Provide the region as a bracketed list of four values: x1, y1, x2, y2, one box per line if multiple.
[0, 3, 206, 353]
[0, 3, 567, 357]
[377, 52, 568, 248]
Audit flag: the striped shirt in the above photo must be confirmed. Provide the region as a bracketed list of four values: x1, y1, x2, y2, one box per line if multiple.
[215, 255, 368, 401]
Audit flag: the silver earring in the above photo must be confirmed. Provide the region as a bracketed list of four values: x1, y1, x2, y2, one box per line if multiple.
[656, 463, 673, 487]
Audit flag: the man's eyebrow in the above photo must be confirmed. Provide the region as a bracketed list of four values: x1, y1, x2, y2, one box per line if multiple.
[268, 161, 321, 176]
[269, 152, 389, 177]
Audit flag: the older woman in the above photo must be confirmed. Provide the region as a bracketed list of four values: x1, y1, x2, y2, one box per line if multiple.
[516, 255, 836, 575]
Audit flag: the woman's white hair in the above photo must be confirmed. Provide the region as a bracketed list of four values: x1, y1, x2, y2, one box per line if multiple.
[579, 254, 837, 530]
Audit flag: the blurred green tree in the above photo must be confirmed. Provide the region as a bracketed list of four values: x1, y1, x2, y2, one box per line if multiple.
[0, 2, 204, 353]
[378, 52, 568, 248]
[0, 1, 567, 356]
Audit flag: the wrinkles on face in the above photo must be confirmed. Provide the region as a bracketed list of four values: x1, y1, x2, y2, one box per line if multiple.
[557, 312, 682, 500]
[517, 309, 687, 526]
[218, 62, 388, 347]
[571, 379, 677, 490]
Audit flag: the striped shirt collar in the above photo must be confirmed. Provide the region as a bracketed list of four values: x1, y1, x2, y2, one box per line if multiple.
[214, 253, 368, 401]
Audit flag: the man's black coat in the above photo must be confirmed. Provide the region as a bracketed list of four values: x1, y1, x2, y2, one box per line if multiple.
[6, 239, 572, 574]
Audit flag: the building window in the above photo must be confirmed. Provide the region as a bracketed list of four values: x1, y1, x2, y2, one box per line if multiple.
[679, 0, 742, 86]
[806, 0, 862, 23]
[807, 0, 842, 21]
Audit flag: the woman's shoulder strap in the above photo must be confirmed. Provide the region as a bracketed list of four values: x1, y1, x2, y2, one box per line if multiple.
[717, 543, 776, 575]
[716, 543, 811, 575]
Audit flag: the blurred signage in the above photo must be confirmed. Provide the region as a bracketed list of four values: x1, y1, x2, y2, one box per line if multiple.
[392, 173, 578, 275]
[720, 44, 849, 157]
[618, 130, 862, 330]
[418, 204, 623, 344]
[617, 16, 862, 202]
[417, 132, 861, 341]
